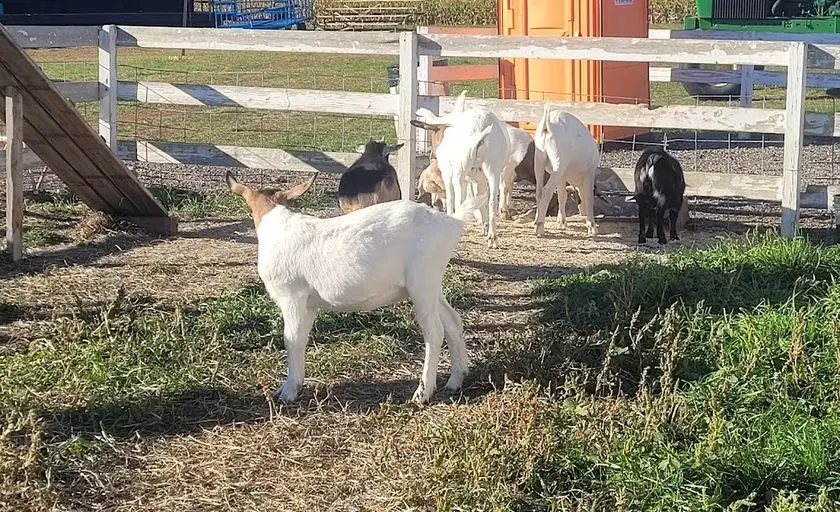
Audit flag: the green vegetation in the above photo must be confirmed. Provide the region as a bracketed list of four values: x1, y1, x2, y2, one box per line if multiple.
[387, 234, 840, 510]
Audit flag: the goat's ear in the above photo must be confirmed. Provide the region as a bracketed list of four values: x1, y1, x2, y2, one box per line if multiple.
[410, 119, 440, 132]
[282, 174, 318, 202]
[226, 171, 248, 196]
[354, 144, 366, 154]
[382, 143, 404, 158]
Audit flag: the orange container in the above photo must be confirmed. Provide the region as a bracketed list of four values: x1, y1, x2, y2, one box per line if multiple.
[498, 0, 650, 142]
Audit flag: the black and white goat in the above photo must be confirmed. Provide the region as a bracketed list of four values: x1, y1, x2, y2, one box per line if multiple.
[337, 139, 403, 214]
[630, 147, 686, 245]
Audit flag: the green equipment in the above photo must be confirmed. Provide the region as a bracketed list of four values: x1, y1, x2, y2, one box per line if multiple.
[681, 0, 840, 96]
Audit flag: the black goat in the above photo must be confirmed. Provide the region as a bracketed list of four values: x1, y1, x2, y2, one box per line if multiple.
[337, 139, 404, 214]
[631, 148, 686, 245]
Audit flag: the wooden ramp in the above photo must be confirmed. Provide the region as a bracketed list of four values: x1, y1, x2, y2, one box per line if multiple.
[0, 24, 176, 235]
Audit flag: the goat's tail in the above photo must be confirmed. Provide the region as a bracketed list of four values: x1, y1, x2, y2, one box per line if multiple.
[535, 101, 551, 143]
[449, 192, 489, 223]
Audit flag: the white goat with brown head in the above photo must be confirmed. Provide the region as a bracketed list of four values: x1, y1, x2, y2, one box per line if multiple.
[226, 171, 487, 404]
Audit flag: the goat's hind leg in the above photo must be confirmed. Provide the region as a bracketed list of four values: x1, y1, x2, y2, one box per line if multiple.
[668, 205, 680, 241]
[411, 295, 445, 404]
[439, 294, 468, 392]
[275, 300, 317, 403]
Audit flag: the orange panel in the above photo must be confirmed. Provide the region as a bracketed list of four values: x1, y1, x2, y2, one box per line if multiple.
[601, 0, 650, 141]
[497, 0, 650, 143]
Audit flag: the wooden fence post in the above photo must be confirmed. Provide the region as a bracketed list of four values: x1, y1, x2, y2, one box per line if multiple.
[5, 87, 23, 262]
[781, 42, 808, 239]
[416, 26, 431, 151]
[397, 30, 418, 201]
[98, 24, 118, 153]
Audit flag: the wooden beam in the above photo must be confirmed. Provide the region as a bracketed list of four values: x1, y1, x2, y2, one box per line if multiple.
[98, 25, 118, 153]
[115, 25, 401, 55]
[5, 25, 100, 49]
[5, 86, 23, 262]
[781, 43, 808, 239]
[55, 81, 100, 104]
[0, 24, 174, 233]
[648, 66, 840, 89]
[418, 34, 791, 66]
[397, 31, 418, 200]
[119, 82, 399, 116]
[427, 95, 786, 134]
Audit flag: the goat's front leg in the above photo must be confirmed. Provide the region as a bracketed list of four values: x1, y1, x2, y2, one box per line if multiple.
[412, 298, 444, 404]
[485, 167, 501, 248]
[499, 165, 516, 220]
[275, 300, 317, 403]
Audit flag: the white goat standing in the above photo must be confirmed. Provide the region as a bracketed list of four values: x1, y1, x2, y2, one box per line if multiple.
[533, 103, 600, 236]
[415, 106, 510, 248]
[226, 172, 486, 404]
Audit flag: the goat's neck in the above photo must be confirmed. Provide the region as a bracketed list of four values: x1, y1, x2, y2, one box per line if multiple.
[255, 205, 304, 240]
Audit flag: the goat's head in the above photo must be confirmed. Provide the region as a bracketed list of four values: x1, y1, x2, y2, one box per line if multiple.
[410, 119, 448, 159]
[226, 171, 317, 228]
[353, 139, 405, 159]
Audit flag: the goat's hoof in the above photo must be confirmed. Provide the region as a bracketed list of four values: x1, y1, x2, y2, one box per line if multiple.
[411, 386, 433, 404]
[534, 222, 545, 237]
[637, 237, 647, 244]
[500, 211, 513, 221]
[671, 234, 680, 241]
[487, 237, 499, 249]
[444, 374, 465, 393]
[588, 226, 599, 236]
[275, 382, 301, 403]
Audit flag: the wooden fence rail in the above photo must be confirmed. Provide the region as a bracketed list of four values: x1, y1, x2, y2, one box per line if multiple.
[4, 24, 840, 238]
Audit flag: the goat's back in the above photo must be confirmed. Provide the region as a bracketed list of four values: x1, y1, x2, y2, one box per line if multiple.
[536, 111, 599, 176]
[337, 158, 401, 213]
[436, 108, 509, 175]
[256, 201, 464, 309]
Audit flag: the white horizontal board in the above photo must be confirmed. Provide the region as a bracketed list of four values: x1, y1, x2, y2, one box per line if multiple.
[118, 81, 399, 116]
[115, 26, 401, 55]
[54, 81, 99, 103]
[116, 140, 411, 173]
[6, 25, 99, 48]
[648, 29, 840, 71]
[418, 34, 791, 67]
[5, 140, 834, 209]
[426, 95, 786, 134]
[649, 66, 840, 89]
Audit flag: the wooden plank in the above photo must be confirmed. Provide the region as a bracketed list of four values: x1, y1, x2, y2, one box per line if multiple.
[99, 25, 118, 153]
[5, 25, 99, 49]
[781, 43, 808, 239]
[426, 95, 786, 134]
[418, 34, 791, 66]
[113, 141, 836, 210]
[648, 66, 840, 89]
[430, 64, 498, 82]
[119, 82, 399, 116]
[5, 87, 23, 262]
[116, 140, 401, 172]
[648, 29, 840, 71]
[423, 26, 497, 35]
[0, 25, 174, 232]
[54, 81, 99, 103]
[397, 31, 418, 200]
[739, 65, 754, 107]
[115, 26, 401, 55]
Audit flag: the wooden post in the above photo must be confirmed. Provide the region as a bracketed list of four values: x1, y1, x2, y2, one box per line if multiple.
[834, 195, 840, 232]
[98, 25, 118, 153]
[781, 42, 808, 239]
[416, 26, 431, 151]
[397, 30, 418, 201]
[5, 87, 23, 262]
[739, 65, 754, 108]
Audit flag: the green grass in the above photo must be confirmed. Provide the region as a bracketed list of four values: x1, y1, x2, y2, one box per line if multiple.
[395, 234, 840, 511]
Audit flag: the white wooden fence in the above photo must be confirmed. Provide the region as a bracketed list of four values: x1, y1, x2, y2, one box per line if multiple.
[5, 24, 840, 237]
